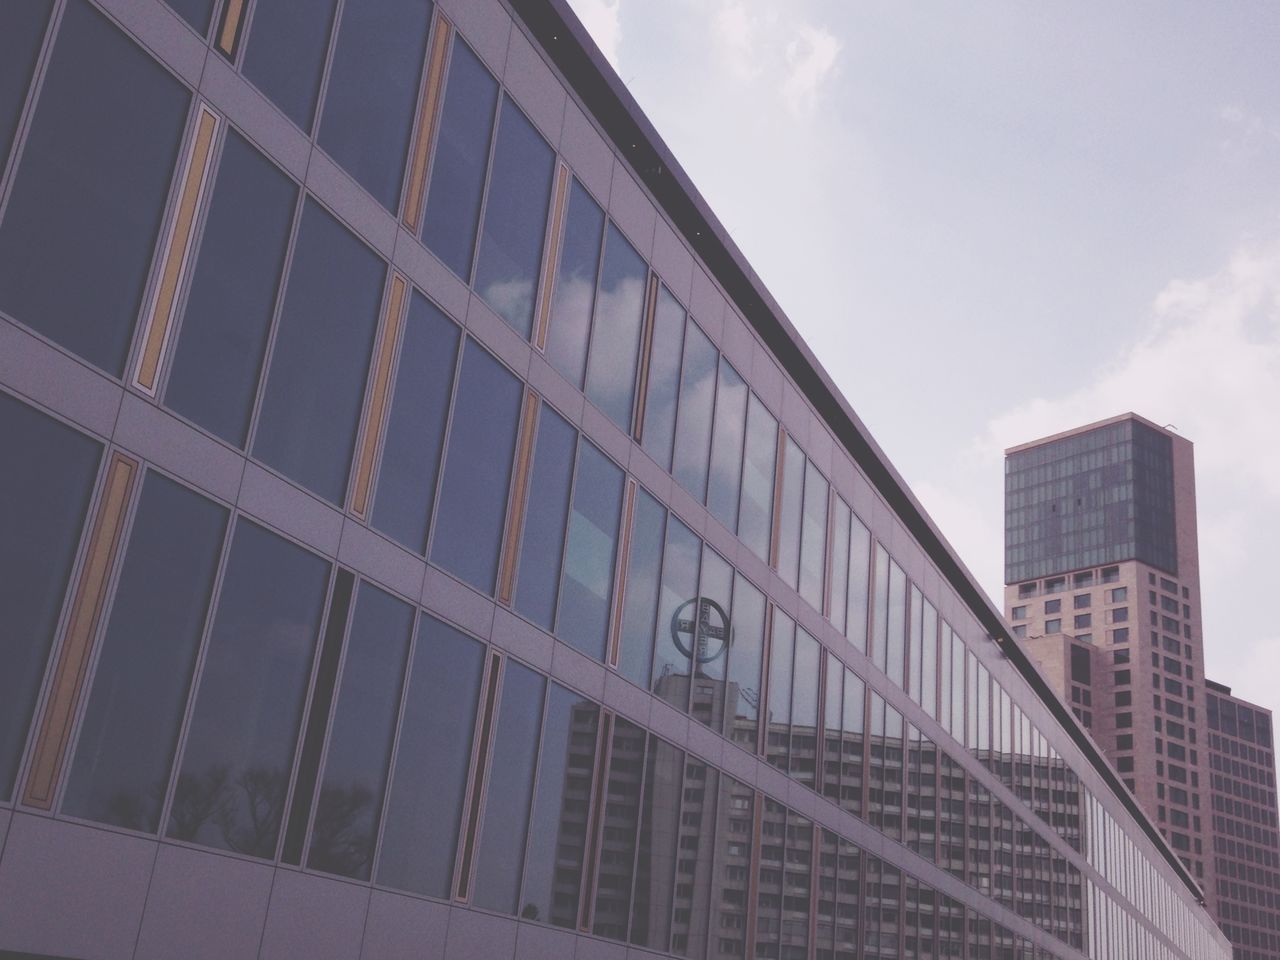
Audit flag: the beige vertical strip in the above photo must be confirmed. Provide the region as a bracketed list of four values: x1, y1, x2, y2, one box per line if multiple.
[630, 273, 660, 441]
[350, 274, 408, 519]
[134, 105, 219, 395]
[23, 453, 138, 809]
[217, 0, 248, 57]
[497, 391, 541, 606]
[402, 15, 454, 232]
[533, 162, 571, 351]
[606, 480, 637, 669]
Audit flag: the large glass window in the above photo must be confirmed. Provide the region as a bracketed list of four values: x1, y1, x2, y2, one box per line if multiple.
[0, 0, 51, 177]
[671, 320, 718, 501]
[305, 582, 414, 880]
[557, 442, 624, 661]
[724, 575, 765, 751]
[870, 543, 889, 672]
[638, 285, 687, 471]
[546, 178, 605, 387]
[167, 520, 330, 858]
[669, 759, 719, 957]
[584, 224, 647, 432]
[0, 394, 101, 801]
[886, 558, 907, 687]
[473, 97, 555, 337]
[377, 616, 485, 897]
[920, 599, 938, 720]
[839, 668, 866, 819]
[317, 0, 432, 212]
[829, 498, 851, 635]
[0, 0, 189, 376]
[650, 514, 702, 711]
[165, 131, 297, 447]
[738, 394, 777, 563]
[776, 437, 805, 590]
[798, 460, 829, 611]
[63, 474, 226, 832]
[591, 718, 646, 940]
[845, 513, 871, 653]
[428, 341, 523, 594]
[252, 200, 384, 505]
[767, 612, 796, 773]
[241, 0, 338, 132]
[472, 661, 545, 913]
[514, 407, 577, 629]
[690, 549, 733, 733]
[519, 686, 598, 928]
[420, 37, 497, 280]
[706, 359, 748, 532]
[370, 292, 460, 553]
[628, 739, 685, 949]
[791, 627, 821, 789]
[617, 489, 667, 688]
[710, 776, 753, 957]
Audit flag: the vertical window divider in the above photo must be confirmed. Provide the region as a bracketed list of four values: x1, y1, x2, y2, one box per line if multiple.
[815, 650, 827, 803]
[454, 649, 504, 903]
[349, 273, 408, 520]
[533, 161, 571, 351]
[580, 710, 614, 933]
[215, 0, 250, 60]
[630, 272, 660, 442]
[769, 428, 787, 571]
[132, 103, 221, 397]
[606, 479, 638, 670]
[400, 11, 453, 233]
[497, 390, 541, 607]
[745, 788, 764, 959]
[0, 0, 58, 216]
[22, 450, 139, 810]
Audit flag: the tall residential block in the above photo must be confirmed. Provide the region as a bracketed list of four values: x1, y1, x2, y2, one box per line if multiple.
[0, 2, 1229, 960]
[1005, 413, 1279, 960]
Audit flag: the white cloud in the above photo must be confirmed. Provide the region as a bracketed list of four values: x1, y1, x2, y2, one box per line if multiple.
[714, 0, 769, 82]
[572, 0, 623, 70]
[783, 24, 842, 117]
[920, 232, 1280, 707]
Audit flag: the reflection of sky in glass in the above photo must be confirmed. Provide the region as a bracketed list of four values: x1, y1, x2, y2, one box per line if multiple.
[707, 358, 748, 531]
[672, 320, 717, 500]
[584, 224, 646, 430]
[618, 491, 666, 689]
[547, 179, 604, 387]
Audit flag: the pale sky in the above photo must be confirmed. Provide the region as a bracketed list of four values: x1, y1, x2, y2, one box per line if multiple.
[567, 0, 1280, 713]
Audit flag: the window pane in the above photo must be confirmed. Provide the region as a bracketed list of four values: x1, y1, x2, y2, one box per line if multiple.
[909, 587, 923, 705]
[584, 223, 646, 431]
[0, 0, 189, 376]
[474, 97, 554, 338]
[829, 499, 851, 635]
[473, 661, 545, 913]
[306, 582, 413, 880]
[639, 285, 686, 471]
[921, 600, 938, 720]
[165, 131, 297, 447]
[164, 0, 214, 33]
[167, 520, 330, 857]
[671, 321, 717, 502]
[317, 0, 432, 211]
[798, 460, 828, 611]
[724, 575, 765, 751]
[710, 776, 752, 957]
[252, 200, 384, 504]
[370, 292, 460, 553]
[520, 685, 598, 928]
[738, 394, 777, 563]
[591, 717, 646, 940]
[428, 341, 523, 594]
[767, 612, 795, 773]
[63, 474, 226, 833]
[546, 178, 604, 387]
[0, 394, 101, 800]
[242, 0, 338, 131]
[651, 516, 702, 712]
[776, 438, 805, 589]
[886, 559, 906, 688]
[846, 514, 871, 654]
[557, 442, 624, 661]
[629, 739, 684, 948]
[870, 543, 888, 672]
[514, 407, 577, 628]
[792, 628, 820, 789]
[691, 549, 733, 732]
[706, 358, 747, 531]
[420, 37, 497, 280]
[783, 810, 813, 957]
[671, 760, 718, 957]
[617, 489, 666, 689]
[0, 0, 51, 177]
[376, 615, 484, 897]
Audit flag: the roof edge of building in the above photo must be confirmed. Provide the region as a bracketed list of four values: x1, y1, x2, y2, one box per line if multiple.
[1004, 411, 1187, 456]
[507, 0, 1207, 905]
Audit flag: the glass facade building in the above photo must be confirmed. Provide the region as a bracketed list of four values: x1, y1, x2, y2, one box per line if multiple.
[0, 2, 1230, 960]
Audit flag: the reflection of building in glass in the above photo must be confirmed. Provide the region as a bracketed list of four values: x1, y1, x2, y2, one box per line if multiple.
[0, 2, 1230, 959]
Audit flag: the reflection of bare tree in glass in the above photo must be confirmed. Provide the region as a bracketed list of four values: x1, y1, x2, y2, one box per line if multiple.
[169, 765, 231, 841]
[307, 782, 375, 879]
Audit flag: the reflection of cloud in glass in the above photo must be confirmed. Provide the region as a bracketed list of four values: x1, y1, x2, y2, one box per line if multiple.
[547, 273, 596, 385]
[480, 275, 535, 334]
[586, 273, 646, 426]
